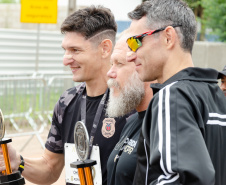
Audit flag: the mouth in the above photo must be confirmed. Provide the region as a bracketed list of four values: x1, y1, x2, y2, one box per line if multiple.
[107, 79, 120, 89]
[135, 63, 142, 70]
[71, 66, 81, 72]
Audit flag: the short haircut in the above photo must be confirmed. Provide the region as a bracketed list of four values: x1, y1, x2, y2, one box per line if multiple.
[61, 5, 117, 46]
[128, 0, 197, 53]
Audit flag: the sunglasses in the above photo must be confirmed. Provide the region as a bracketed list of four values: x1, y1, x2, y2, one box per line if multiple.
[126, 24, 182, 52]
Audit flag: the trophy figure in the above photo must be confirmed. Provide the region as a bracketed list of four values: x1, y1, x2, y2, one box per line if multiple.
[70, 121, 97, 185]
[0, 109, 25, 185]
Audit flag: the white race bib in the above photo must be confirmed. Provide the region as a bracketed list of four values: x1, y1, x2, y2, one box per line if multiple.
[64, 143, 102, 185]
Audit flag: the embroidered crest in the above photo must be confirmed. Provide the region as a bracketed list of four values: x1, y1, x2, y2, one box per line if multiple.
[101, 118, 115, 138]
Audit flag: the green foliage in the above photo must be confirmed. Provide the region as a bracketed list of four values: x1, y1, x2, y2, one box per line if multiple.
[0, 0, 17, 3]
[203, 0, 226, 42]
[186, 0, 226, 42]
[186, 0, 203, 10]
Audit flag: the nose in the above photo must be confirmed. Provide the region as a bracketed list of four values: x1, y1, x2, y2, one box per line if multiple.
[107, 66, 117, 79]
[126, 51, 137, 63]
[63, 54, 73, 66]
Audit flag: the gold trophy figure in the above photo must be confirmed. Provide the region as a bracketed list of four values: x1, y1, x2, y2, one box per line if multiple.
[0, 109, 25, 185]
[70, 121, 96, 185]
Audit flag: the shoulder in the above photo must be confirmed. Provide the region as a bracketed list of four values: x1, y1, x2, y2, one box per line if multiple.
[157, 81, 198, 101]
[124, 112, 139, 129]
[53, 82, 85, 124]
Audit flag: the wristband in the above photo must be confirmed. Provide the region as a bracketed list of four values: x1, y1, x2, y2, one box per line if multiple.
[18, 155, 24, 174]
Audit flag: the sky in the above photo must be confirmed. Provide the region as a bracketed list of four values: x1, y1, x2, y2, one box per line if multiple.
[58, 0, 142, 21]
[58, 0, 68, 6]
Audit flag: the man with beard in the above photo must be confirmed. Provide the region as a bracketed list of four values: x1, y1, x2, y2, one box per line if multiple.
[106, 32, 156, 185]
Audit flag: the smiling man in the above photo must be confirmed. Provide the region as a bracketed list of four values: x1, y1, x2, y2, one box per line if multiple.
[126, 0, 226, 185]
[0, 6, 129, 185]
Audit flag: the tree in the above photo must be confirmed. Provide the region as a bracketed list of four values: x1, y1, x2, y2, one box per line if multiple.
[185, 0, 206, 41]
[203, 0, 226, 42]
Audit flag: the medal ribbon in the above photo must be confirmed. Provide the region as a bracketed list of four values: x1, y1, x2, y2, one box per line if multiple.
[81, 87, 109, 159]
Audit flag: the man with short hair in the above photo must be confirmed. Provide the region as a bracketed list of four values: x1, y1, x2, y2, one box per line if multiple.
[218, 65, 226, 96]
[126, 0, 226, 184]
[0, 6, 129, 185]
[106, 32, 155, 185]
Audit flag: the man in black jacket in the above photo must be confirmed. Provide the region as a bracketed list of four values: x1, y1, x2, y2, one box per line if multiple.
[126, 0, 226, 184]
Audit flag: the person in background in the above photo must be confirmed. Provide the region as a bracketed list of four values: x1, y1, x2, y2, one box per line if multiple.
[106, 31, 156, 185]
[0, 6, 129, 185]
[126, 0, 226, 184]
[218, 65, 226, 96]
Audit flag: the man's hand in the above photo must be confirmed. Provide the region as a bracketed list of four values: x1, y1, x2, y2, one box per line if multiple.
[0, 143, 20, 172]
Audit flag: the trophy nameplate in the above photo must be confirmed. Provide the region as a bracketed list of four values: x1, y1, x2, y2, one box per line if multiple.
[0, 109, 25, 185]
[70, 121, 97, 185]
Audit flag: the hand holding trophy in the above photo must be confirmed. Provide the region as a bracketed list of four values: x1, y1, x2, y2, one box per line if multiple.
[0, 109, 25, 185]
[70, 121, 97, 185]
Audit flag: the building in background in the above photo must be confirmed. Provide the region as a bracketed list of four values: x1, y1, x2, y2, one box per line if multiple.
[0, 0, 142, 33]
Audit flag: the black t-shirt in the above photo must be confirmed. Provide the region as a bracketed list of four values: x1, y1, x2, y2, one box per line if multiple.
[107, 111, 145, 185]
[45, 83, 129, 185]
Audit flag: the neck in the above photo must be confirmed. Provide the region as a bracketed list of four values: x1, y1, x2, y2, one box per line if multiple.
[86, 63, 110, 97]
[86, 79, 108, 97]
[159, 51, 194, 84]
[136, 81, 155, 112]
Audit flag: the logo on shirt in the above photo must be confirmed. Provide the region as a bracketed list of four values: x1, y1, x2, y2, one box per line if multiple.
[101, 118, 115, 138]
[114, 137, 138, 155]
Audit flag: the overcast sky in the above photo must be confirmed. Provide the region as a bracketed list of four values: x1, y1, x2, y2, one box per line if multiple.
[57, 0, 141, 21]
[58, 0, 68, 6]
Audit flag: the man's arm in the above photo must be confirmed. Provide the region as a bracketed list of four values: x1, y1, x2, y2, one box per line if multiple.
[0, 143, 64, 184]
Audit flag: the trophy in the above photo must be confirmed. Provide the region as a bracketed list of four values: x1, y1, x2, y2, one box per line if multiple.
[0, 109, 25, 185]
[70, 121, 97, 185]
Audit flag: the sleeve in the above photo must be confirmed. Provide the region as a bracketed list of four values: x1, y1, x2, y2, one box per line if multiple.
[45, 100, 64, 153]
[148, 82, 215, 185]
[44, 85, 80, 153]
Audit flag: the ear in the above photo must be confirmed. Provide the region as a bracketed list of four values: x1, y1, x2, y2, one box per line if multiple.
[163, 26, 177, 50]
[99, 39, 113, 58]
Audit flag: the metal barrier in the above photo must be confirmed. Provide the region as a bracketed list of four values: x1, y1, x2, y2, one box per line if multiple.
[0, 72, 76, 151]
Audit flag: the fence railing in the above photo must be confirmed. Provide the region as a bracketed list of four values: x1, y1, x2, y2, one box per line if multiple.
[0, 72, 78, 151]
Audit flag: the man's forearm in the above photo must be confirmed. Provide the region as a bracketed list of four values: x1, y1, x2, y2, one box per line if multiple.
[20, 150, 64, 184]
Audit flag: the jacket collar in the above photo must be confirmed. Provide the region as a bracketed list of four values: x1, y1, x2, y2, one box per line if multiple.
[151, 67, 218, 94]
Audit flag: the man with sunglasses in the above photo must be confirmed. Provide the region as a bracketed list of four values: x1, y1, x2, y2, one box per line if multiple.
[126, 0, 226, 185]
[0, 6, 129, 185]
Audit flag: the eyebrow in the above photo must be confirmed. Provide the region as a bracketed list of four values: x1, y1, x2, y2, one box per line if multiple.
[61, 45, 81, 50]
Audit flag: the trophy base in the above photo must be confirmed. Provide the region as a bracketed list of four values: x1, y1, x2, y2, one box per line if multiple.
[70, 159, 97, 168]
[0, 171, 25, 185]
[0, 138, 12, 145]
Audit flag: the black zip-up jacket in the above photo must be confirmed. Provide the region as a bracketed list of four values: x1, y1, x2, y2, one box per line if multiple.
[133, 67, 226, 185]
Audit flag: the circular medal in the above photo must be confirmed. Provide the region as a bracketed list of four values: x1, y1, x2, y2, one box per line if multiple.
[74, 121, 89, 161]
[0, 109, 5, 140]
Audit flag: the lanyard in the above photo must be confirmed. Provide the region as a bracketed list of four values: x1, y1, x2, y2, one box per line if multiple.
[80, 87, 109, 159]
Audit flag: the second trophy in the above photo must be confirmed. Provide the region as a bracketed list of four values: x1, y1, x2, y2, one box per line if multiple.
[70, 121, 97, 185]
